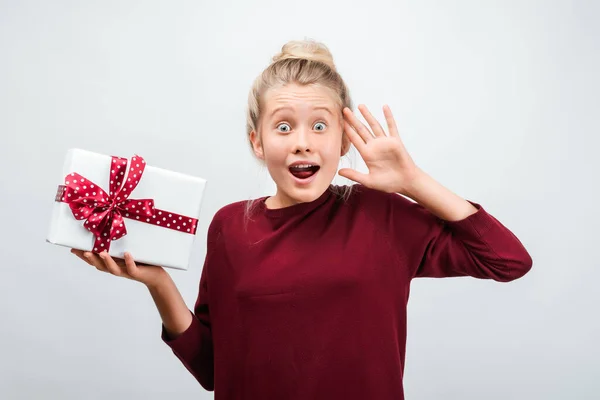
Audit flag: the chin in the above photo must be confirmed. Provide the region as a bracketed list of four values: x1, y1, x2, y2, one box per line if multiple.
[288, 186, 323, 203]
[278, 169, 333, 205]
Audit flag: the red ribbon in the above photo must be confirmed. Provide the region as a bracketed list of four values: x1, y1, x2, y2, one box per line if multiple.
[55, 154, 198, 253]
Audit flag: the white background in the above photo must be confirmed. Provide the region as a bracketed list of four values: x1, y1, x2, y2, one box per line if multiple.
[1, 0, 598, 399]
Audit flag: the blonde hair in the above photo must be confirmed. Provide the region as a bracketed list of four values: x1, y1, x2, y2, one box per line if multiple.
[244, 39, 355, 219]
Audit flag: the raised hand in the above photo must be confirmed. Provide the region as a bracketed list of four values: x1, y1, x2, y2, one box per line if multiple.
[339, 104, 422, 195]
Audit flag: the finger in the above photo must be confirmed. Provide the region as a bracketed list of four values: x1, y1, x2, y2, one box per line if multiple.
[343, 107, 373, 143]
[114, 259, 128, 270]
[338, 168, 369, 185]
[343, 121, 367, 153]
[71, 249, 94, 266]
[383, 104, 400, 139]
[84, 251, 109, 273]
[98, 251, 124, 277]
[358, 104, 386, 137]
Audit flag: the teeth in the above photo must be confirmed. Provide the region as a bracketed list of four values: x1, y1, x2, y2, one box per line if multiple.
[291, 164, 315, 169]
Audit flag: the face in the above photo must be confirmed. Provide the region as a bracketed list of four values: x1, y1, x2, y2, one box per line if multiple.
[250, 83, 349, 208]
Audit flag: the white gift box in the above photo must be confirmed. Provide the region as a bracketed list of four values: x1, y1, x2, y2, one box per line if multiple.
[46, 148, 207, 270]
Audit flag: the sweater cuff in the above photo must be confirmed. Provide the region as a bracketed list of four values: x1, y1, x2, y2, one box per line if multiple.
[161, 310, 203, 355]
[443, 201, 495, 239]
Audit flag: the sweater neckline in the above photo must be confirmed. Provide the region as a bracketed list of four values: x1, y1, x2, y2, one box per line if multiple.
[259, 185, 334, 219]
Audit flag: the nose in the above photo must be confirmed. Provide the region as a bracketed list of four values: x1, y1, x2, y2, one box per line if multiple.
[292, 128, 311, 154]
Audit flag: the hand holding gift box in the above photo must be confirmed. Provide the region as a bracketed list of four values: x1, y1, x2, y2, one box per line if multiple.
[47, 149, 207, 270]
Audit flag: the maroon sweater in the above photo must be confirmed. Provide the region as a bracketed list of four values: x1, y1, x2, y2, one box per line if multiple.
[161, 184, 532, 399]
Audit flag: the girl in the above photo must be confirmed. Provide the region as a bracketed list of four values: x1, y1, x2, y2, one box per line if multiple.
[72, 39, 533, 399]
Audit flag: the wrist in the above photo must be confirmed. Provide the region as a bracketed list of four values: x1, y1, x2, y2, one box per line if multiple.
[402, 166, 429, 199]
[146, 268, 171, 291]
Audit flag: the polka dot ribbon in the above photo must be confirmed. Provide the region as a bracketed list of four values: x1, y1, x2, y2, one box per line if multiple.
[55, 154, 198, 253]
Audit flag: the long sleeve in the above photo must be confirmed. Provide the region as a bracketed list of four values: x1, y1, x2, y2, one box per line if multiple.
[161, 219, 219, 390]
[382, 191, 533, 282]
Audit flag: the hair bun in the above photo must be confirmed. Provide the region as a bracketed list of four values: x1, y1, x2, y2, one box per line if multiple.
[272, 39, 336, 71]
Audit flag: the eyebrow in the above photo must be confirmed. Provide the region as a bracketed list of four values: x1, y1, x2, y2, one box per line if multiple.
[268, 105, 335, 118]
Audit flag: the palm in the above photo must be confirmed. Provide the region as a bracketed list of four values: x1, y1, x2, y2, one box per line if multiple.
[340, 105, 419, 194]
[72, 249, 165, 288]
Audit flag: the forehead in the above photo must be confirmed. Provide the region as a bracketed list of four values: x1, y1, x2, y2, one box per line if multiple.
[262, 83, 338, 117]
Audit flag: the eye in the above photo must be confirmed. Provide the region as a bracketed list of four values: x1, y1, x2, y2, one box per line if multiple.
[277, 123, 291, 133]
[314, 122, 327, 131]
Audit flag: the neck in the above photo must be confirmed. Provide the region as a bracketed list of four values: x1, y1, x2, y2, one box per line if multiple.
[265, 191, 297, 209]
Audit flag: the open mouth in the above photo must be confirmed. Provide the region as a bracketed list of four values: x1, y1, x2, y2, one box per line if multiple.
[288, 163, 320, 180]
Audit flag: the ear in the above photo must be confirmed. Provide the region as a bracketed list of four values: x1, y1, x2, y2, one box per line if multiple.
[249, 130, 265, 160]
[339, 112, 351, 156]
[340, 134, 351, 156]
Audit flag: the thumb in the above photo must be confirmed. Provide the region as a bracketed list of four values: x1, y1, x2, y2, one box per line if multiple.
[338, 168, 369, 185]
[124, 252, 140, 277]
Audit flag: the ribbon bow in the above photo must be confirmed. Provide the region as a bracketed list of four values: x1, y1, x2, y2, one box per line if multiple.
[56, 154, 197, 252]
